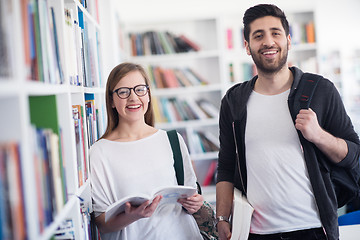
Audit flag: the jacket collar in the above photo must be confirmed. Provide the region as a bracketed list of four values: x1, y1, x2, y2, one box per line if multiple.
[224, 66, 304, 121]
[289, 66, 304, 98]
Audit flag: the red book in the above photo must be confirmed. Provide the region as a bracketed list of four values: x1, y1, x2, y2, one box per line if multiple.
[1, 143, 27, 239]
[153, 66, 165, 88]
[202, 161, 217, 186]
[163, 69, 180, 88]
[179, 34, 200, 51]
[227, 28, 233, 49]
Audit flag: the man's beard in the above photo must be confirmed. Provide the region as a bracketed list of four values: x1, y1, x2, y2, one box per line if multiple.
[249, 45, 289, 74]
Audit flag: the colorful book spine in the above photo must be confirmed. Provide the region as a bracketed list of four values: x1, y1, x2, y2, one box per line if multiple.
[0, 142, 26, 240]
[226, 28, 233, 49]
[72, 105, 87, 187]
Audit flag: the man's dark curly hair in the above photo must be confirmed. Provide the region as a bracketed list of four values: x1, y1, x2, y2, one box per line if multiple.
[243, 4, 290, 42]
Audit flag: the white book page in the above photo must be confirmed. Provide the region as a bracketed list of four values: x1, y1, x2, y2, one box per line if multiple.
[230, 188, 254, 240]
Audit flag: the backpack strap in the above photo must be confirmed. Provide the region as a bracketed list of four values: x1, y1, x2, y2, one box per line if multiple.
[299, 73, 321, 109]
[297, 74, 360, 208]
[167, 130, 202, 194]
[167, 130, 184, 186]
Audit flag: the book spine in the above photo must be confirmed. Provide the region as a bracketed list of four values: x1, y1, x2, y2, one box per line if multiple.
[226, 28, 233, 49]
[27, 3, 40, 80]
[179, 34, 200, 51]
[202, 160, 217, 186]
[0, 142, 27, 239]
[196, 99, 219, 118]
[21, 0, 32, 80]
[33, 0, 45, 82]
[306, 21, 315, 43]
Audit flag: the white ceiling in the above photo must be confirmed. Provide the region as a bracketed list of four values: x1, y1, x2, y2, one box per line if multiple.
[114, 0, 318, 24]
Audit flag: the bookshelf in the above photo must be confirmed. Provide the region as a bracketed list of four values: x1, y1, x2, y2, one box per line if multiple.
[125, 18, 222, 195]
[124, 11, 319, 200]
[0, 0, 121, 239]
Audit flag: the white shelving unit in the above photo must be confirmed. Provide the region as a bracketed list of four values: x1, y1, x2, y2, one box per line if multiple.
[0, 0, 120, 239]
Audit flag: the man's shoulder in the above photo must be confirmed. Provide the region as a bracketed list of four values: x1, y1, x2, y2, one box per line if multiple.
[290, 66, 331, 90]
[225, 78, 255, 98]
[300, 71, 334, 89]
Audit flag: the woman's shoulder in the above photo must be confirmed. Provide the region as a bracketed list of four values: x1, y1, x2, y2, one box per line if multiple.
[160, 129, 185, 142]
[89, 138, 108, 154]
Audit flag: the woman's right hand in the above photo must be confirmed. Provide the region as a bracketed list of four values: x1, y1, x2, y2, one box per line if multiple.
[95, 195, 163, 233]
[124, 195, 162, 219]
[217, 221, 232, 240]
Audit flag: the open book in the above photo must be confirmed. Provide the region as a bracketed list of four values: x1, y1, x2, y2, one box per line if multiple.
[105, 185, 197, 222]
[230, 188, 254, 240]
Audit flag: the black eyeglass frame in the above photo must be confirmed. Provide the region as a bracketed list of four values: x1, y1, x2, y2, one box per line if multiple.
[113, 84, 149, 99]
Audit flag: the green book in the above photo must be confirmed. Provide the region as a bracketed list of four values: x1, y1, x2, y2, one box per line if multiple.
[29, 95, 59, 135]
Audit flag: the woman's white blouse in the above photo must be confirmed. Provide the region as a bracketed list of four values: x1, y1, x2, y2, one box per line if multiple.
[90, 130, 202, 240]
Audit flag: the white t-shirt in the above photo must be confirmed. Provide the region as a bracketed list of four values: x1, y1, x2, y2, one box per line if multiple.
[90, 130, 203, 240]
[245, 89, 321, 234]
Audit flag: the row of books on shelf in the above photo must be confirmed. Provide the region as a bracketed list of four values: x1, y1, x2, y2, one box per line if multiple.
[84, 95, 100, 147]
[153, 97, 219, 123]
[24, 96, 99, 231]
[0, 142, 26, 240]
[72, 105, 89, 188]
[64, 7, 102, 87]
[52, 209, 100, 240]
[290, 21, 316, 45]
[53, 219, 75, 240]
[148, 65, 208, 89]
[225, 27, 244, 50]
[30, 126, 68, 232]
[178, 130, 218, 186]
[72, 100, 99, 187]
[0, 0, 13, 78]
[6, 95, 99, 237]
[21, 0, 64, 84]
[80, 202, 101, 240]
[3, 0, 102, 86]
[77, 0, 100, 24]
[228, 62, 257, 83]
[129, 31, 200, 56]
[181, 130, 219, 155]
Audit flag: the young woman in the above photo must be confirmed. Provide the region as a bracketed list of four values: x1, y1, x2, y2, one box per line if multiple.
[90, 62, 204, 240]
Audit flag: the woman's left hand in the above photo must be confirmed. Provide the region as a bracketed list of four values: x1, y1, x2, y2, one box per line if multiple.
[177, 193, 204, 214]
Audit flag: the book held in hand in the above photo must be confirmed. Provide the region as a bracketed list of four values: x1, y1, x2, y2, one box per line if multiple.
[105, 185, 197, 222]
[230, 188, 254, 240]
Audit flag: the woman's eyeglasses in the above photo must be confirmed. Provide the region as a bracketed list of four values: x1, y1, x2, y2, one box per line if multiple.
[113, 84, 149, 99]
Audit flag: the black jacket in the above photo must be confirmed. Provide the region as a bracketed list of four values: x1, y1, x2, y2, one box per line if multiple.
[217, 66, 360, 240]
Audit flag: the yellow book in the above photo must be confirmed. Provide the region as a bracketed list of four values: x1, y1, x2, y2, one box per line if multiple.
[152, 97, 165, 123]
